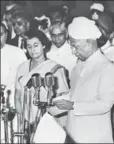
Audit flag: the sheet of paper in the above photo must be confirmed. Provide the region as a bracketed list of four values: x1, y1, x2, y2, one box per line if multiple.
[53, 93, 70, 102]
[33, 112, 66, 143]
[47, 105, 68, 116]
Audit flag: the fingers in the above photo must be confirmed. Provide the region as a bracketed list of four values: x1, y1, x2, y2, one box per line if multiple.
[53, 99, 66, 105]
[53, 100, 67, 110]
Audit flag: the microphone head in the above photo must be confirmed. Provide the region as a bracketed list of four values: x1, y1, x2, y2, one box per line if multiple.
[45, 72, 54, 87]
[0, 84, 6, 91]
[7, 89, 11, 95]
[31, 73, 41, 88]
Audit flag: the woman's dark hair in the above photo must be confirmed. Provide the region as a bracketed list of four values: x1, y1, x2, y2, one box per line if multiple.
[25, 29, 52, 56]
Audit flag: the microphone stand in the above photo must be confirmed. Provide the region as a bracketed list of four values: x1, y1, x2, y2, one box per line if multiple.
[31, 72, 54, 143]
[30, 85, 43, 143]
[0, 85, 9, 144]
[47, 85, 53, 107]
[13, 86, 29, 144]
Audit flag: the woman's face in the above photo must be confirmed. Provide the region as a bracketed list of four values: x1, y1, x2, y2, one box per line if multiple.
[26, 37, 44, 59]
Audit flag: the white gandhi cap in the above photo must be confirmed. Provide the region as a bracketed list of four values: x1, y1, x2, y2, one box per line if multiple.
[68, 17, 102, 39]
[90, 3, 104, 12]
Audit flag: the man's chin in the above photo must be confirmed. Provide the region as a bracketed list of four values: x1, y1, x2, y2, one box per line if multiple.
[54, 42, 64, 48]
[55, 44, 63, 48]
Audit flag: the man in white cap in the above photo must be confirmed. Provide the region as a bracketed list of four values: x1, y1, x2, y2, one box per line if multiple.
[89, 3, 104, 21]
[54, 17, 114, 143]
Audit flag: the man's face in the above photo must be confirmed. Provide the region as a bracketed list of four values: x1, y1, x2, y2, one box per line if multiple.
[0, 26, 7, 48]
[50, 12, 63, 24]
[12, 17, 29, 38]
[50, 26, 66, 48]
[68, 36, 93, 61]
[92, 11, 99, 20]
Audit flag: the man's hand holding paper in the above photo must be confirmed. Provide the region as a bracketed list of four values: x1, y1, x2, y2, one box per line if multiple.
[53, 99, 74, 110]
[47, 92, 70, 116]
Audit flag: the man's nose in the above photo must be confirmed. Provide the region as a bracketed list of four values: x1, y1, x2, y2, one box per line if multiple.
[55, 35, 60, 41]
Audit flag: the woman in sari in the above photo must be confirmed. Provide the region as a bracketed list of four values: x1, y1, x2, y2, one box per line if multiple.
[14, 29, 69, 136]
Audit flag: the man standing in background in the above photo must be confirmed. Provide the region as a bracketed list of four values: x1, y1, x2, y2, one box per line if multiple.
[1, 22, 27, 142]
[47, 22, 76, 82]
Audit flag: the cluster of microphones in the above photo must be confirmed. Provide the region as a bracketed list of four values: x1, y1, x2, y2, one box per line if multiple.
[31, 72, 54, 89]
[27, 72, 55, 107]
[0, 85, 15, 121]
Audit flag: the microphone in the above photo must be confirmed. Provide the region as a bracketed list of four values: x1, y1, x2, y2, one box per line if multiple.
[7, 89, 11, 96]
[31, 73, 42, 89]
[45, 72, 54, 106]
[0, 85, 6, 104]
[0, 84, 6, 92]
[31, 73, 42, 106]
[45, 72, 54, 88]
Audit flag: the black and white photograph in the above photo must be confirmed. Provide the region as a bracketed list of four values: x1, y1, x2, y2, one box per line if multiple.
[0, 0, 114, 143]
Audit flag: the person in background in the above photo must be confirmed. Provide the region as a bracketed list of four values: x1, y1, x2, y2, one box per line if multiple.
[95, 12, 114, 65]
[47, 22, 76, 85]
[89, 3, 105, 21]
[47, 6, 67, 25]
[2, 10, 15, 43]
[54, 17, 114, 143]
[0, 22, 27, 142]
[96, 12, 114, 48]
[2, 3, 24, 44]
[9, 10, 36, 59]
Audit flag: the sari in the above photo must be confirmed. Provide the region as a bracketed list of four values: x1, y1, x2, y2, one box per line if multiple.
[15, 59, 69, 127]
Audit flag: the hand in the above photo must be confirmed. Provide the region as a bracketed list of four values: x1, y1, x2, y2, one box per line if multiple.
[53, 99, 74, 110]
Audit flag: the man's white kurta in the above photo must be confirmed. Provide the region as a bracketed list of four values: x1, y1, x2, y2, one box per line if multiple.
[1, 44, 27, 142]
[66, 50, 114, 143]
[1, 44, 27, 106]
